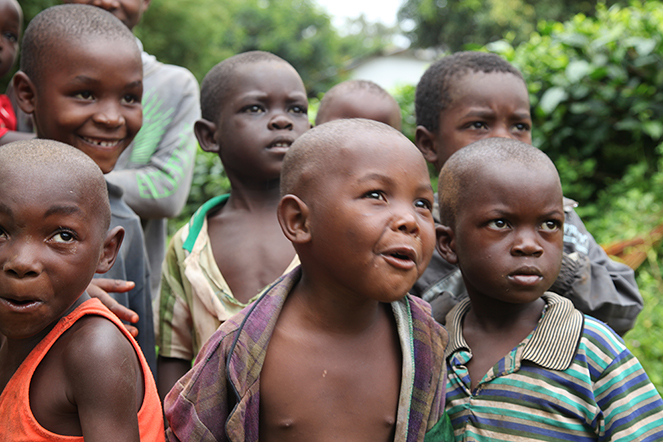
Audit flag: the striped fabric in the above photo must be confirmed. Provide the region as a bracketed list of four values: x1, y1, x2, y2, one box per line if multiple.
[445, 292, 663, 441]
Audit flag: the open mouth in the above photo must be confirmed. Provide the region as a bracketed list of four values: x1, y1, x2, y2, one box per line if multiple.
[0, 296, 41, 312]
[81, 136, 122, 148]
[267, 137, 294, 150]
[382, 247, 417, 270]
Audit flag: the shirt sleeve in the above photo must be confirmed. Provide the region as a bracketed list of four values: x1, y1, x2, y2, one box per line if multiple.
[552, 207, 643, 335]
[157, 229, 195, 361]
[595, 349, 663, 441]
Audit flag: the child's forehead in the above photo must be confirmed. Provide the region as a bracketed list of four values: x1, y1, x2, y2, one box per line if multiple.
[450, 70, 526, 99]
[231, 60, 304, 91]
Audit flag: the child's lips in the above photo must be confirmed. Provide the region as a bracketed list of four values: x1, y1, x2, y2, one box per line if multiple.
[381, 246, 417, 270]
[508, 267, 543, 286]
[0, 295, 43, 313]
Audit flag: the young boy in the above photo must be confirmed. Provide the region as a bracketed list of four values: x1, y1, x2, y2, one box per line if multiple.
[437, 137, 663, 440]
[13, 4, 156, 372]
[315, 79, 402, 130]
[412, 51, 642, 335]
[0, 0, 34, 145]
[164, 118, 452, 442]
[157, 51, 309, 398]
[64, 0, 201, 300]
[0, 140, 164, 441]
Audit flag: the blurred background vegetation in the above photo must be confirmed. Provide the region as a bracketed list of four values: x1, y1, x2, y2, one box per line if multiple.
[16, 0, 663, 392]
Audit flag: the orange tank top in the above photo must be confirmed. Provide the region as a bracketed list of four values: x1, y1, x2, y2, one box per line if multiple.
[0, 298, 165, 441]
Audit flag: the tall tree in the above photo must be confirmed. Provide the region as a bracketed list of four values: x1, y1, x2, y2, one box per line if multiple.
[398, 0, 622, 50]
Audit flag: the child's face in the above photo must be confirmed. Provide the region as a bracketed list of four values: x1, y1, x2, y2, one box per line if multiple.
[22, 37, 143, 173]
[0, 0, 20, 78]
[317, 91, 402, 130]
[214, 61, 309, 182]
[63, 0, 150, 31]
[0, 165, 110, 340]
[425, 71, 531, 171]
[306, 131, 435, 303]
[446, 161, 563, 306]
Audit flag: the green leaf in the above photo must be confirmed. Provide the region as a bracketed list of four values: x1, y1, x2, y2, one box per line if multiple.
[538, 87, 568, 115]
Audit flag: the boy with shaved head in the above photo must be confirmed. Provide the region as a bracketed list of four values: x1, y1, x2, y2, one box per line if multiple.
[165, 119, 453, 442]
[437, 137, 663, 441]
[13, 4, 157, 372]
[315, 79, 402, 130]
[0, 140, 164, 441]
[412, 51, 642, 336]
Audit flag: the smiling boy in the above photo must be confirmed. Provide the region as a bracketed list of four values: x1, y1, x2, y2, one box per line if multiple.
[412, 51, 642, 335]
[0, 140, 164, 441]
[165, 119, 452, 442]
[437, 137, 663, 441]
[13, 4, 156, 372]
[156, 51, 310, 398]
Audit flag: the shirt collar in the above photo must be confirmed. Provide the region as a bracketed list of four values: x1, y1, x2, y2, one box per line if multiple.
[445, 292, 584, 371]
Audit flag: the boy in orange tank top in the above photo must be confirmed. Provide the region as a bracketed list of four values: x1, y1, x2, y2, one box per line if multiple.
[0, 140, 164, 441]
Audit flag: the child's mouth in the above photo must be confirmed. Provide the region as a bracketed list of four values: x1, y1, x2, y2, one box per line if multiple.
[0, 296, 41, 312]
[81, 136, 122, 148]
[382, 247, 416, 270]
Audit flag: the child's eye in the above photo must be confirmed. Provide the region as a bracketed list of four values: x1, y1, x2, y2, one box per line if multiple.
[487, 219, 509, 229]
[243, 105, 264, 114]
[51, 229, 76, 243]
[0, 227, 7, 240]
[468, 121, 487, 130]
[514, 122, 531, 132]
[414, 198, 433, 212]
[289, 105, 307, 115]
[540, 220, 561, 231]
[364, 190, 386, 201]
[3, 32, 17, 43]
[74, 91, 94, 101]
[121, 94, 140, 105]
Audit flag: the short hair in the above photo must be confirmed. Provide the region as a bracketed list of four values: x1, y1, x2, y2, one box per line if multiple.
[281, 118, 405, 198]
[438, 137, 559, 227]
[415, 51, 525, 132]
[200, 51, 292, 122]
[20, 4, 138, 86]
[315, 79, 395, 125]
[0, 139, 111, 231]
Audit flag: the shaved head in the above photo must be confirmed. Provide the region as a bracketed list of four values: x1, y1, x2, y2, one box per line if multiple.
[0, 139, 111, 232]
[281, 118, 409, 199]
[438, 137, 560, 227]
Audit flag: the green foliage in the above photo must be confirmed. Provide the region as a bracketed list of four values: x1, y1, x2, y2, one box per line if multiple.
[136, 0, 379, 96]
[398, 0, 621, 51]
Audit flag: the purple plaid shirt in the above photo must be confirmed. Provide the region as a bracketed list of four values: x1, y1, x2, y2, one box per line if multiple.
[165, 267, 449, 442]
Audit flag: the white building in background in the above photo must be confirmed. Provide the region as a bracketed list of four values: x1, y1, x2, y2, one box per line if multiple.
[347, 48, 439, 90]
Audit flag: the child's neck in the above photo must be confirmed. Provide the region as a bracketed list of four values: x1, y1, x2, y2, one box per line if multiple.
[226, 178, 281, 212]
[465, 294, 545, 334]
[288, 270, 389, 335]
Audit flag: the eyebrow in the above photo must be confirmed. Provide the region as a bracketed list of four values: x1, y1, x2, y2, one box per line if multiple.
[44, 205, 83, 218]
[357, 173, 433, 192]
[68, 76, 142, 89]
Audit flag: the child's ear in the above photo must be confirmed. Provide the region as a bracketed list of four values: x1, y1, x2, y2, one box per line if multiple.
[277, 195, 311, 244]
[436, 224, 458, 265]
[194, 119, 219, 154]
[13, 71, 37, 115]
[96, 226, 124, 274]
[415, 125, 440, 165]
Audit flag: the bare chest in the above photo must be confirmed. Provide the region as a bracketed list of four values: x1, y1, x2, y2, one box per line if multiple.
[208, 214, 295, 303]
[258, 326, 402, 442]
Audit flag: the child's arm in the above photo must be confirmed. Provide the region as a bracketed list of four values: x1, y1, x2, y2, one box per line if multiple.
[553, 206, 642, 335]
[87, 278, 140, 336]
[65, 317, 143, 442]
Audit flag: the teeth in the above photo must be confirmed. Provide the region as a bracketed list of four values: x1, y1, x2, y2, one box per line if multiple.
[272, 143, 290, 147]
[82, 137, 120, 147]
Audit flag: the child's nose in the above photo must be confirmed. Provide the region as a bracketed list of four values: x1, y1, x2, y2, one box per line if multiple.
[269, 112, 293, 130]
[93, 0, 120, 11]
[2, 242, 43, 279]
[94, 102, 125, 128]
[511, 229, 544, 257]
[392, 205, 420, 235]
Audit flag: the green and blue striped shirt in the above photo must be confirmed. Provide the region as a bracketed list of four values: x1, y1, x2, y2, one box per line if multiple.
[445, 292, 663, 441]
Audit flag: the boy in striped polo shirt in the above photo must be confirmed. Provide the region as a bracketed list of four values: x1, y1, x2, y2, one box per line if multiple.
[436, 137, 663, 441]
